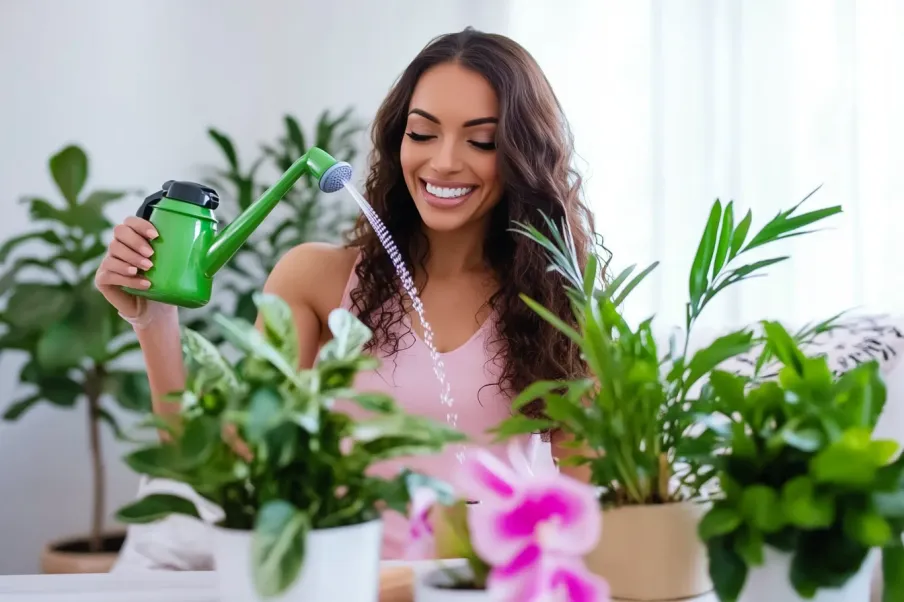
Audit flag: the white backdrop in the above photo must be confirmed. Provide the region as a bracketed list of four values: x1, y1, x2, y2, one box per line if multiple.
[508, 0, 904, 331]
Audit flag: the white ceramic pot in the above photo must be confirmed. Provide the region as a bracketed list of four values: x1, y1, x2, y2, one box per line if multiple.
[584, 500, 713, 601]
[738, 546, 879, 602]
[213, 519, 383, 602]
[414, 564, 490, 602]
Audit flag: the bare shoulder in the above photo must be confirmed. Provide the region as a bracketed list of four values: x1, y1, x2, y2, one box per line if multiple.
[263, 242, 358, 314]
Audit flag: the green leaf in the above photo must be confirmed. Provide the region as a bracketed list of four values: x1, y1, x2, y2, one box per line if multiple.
[698, 505, 743, 540]
[208, 128, 240, 171]
[49, 145, 88, 204]
[706, 535, 748, 602]
[490, 415, 556, 442]
[82, 190, 127, 211]
[728, 209, 752, 259]
[685, 329, 754, 390]
[0, 230, 63, 263]
[519, 294, 582, 345]
[252, 500, 308, 598]
[39, 376, 84, 407]
[212, 315, 301, 387]
[740, 485, 785, 533]
[115, 493, 202, 524]
[254, 292, 300, 368]
[319, 308, 372, 361]
[245, 387, 284, 443]
[712, 200, 734, 278]
[883, 545, 904, 602]
[5, 284, 74, 329]
[2, 394, 41, 421]
[612, 261, 659, 307]
[104, 371, 151, 412]
[781, 476, 835, 528]
[96, 406, 127, 440]
[510, 380, 564, 411]
[345, 391, 399, 414]
[36, 320, 84, 370]
[689, 200, 722, 309]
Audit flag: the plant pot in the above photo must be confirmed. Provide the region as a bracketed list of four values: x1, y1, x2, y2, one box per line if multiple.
[584, 500, 712, 601]
[40, 531, 127, 574]
[213, 518, 383, 602]
[414, 565, 490, 602]
[738, 546, 879, 602]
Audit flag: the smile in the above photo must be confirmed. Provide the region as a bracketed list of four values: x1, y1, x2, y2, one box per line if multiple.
[420, 179, 477, 208]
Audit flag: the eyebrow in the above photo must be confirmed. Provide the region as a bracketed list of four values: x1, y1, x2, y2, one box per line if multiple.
[408, 108, 498, 127]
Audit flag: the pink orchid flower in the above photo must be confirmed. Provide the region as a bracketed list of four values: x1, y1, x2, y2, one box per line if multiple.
[461, 441, 602, 566]
[405, 486, 437, 560]
[487, 543, 610, 602]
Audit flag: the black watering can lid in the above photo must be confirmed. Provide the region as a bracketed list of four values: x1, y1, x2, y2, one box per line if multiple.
[161, 180, 220, 210]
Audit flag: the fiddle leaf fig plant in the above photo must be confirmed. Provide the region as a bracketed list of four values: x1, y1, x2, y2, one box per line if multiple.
[0, 143, 150, 553]
[493, 187, 842, 506]
[695, 321, 904, 601]
[115, 292, 464, 597]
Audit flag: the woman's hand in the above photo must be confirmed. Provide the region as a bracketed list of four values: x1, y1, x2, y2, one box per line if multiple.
[94, 216, 161, 319]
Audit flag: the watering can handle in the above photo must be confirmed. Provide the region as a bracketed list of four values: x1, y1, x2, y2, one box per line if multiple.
[136, 181, 175, 220]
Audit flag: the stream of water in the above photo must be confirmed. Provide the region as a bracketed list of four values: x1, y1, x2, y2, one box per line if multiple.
[342, 182, 464, 462]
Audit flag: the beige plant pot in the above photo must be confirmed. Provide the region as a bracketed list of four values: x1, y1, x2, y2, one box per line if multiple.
[585, 501, 712, 601]
[40, 531, 126, 574]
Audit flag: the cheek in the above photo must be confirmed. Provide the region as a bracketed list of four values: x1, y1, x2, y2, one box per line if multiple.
[400, 140, 425, 177]
[474, 155, 500, 193]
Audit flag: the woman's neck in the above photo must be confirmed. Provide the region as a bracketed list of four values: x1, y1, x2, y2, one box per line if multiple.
[420, 219, 489, 278]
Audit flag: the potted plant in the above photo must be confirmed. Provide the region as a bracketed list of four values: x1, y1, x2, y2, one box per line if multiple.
[694, 320, 904, 601]
[0, 144, 151, 573]
[114, 292, 465, 602]
[405, 440, 611, 602]
[491, 188, 843, 600]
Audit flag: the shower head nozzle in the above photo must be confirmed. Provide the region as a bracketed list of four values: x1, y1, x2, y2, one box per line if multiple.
[319, 161, 353, 193]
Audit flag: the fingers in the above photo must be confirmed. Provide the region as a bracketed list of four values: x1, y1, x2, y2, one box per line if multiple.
[94, 262, 151, 290]
[223, 424, 254, 462]
[124, 216, 159, 240]
[109, 239, 154, 271]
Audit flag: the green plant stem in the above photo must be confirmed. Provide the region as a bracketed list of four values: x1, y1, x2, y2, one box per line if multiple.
[85, 365, 105, 553]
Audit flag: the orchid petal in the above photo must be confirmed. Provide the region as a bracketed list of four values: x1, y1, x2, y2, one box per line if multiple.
[458, 448, 522, 502]
[485, 543, 545, 601]
[547, 557, 611, 602]
[467, 500, 531, 566]
[404, 487, 437, 560]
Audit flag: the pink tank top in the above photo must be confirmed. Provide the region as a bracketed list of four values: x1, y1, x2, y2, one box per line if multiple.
[331, 256, 551, 559]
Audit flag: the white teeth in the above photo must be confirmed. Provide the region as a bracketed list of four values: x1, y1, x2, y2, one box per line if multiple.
[425, 182, 474, 199]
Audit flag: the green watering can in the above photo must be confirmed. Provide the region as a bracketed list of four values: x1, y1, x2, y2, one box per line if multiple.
[122, 147, 352, 308]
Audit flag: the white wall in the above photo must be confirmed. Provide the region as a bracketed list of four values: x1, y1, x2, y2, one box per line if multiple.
[0, 0, 511, 575]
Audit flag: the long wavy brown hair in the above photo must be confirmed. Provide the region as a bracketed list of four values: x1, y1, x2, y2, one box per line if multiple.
[345, 28, 600, 419]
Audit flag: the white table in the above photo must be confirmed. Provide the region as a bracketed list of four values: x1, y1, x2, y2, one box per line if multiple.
[0, 564, 717, 601]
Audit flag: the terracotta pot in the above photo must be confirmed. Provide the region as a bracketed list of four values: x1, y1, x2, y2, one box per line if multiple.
[584, 500, 712, 601]
[40, 531, 126, 574]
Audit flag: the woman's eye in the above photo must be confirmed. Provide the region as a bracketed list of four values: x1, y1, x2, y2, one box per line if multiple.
[469, 140, 496, 151]
[405, 132, 434, 142]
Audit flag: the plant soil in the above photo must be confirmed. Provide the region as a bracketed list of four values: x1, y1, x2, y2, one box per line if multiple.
[51, 533, 125, 554]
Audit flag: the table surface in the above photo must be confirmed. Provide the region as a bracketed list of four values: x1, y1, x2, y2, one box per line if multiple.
[0, 563, 717, 601]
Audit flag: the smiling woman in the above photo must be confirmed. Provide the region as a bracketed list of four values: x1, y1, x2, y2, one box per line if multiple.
[97, 26, 599, 565]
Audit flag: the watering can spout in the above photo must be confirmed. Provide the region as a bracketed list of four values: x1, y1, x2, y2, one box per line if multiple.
[202, 148, 353, 277]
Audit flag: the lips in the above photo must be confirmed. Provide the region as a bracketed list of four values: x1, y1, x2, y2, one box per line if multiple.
[420, 178, 477, 209]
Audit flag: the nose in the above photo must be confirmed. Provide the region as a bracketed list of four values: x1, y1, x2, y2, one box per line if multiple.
[430, 137, 463, 174]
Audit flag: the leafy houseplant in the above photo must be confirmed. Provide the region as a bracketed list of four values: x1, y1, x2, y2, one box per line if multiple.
[0, 144, 151, 570]
[695, 321, 904, 601]
[115, 292, 465, 600]
[491, 188, 842, 600]
[189, 110, 362, 332]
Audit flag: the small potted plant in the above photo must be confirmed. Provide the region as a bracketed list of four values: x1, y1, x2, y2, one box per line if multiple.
[694, 320, 904, 602]
[406, 441, 611, 601]
[492, 189, 843, 600]
[114, 293, 465, 602]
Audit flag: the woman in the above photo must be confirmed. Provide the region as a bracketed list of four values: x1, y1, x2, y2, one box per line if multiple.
[96, 27, 597, 560]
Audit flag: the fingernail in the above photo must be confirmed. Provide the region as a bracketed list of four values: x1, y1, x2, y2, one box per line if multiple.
[140, 279, 151, 288]
[128, 266, 138, 275]
[147, 229, 158, 239]
[141, 259, 153, 270]
[140, 246, 154, 257]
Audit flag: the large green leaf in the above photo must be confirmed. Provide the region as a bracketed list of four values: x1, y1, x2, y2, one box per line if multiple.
[2, 394, 41, 421]
[5, 284, 73, 329]
[254, 292, 299, 368]
[115, 493, 202, 524]
[252, 500, 308, 598]
[104, 371, 152, 412]
[49, 145, 88, 205]
[0, 230, 63, 263]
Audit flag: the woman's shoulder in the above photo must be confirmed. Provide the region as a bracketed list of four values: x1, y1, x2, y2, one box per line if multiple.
[263, 242, 359, 314]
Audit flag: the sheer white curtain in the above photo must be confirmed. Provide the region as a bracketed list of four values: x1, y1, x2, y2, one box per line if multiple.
[506, 0, 904, 332]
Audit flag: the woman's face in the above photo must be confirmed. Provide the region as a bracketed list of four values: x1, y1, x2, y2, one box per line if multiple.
[400, 62, 503, 233]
